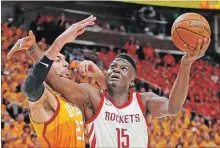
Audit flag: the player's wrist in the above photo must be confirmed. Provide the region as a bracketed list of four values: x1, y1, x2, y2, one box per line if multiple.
[27, 42, 38, 54]
[180, 61, 192, 68]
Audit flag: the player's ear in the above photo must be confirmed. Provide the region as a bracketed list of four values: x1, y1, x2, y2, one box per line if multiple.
[129, 79, 135, 87]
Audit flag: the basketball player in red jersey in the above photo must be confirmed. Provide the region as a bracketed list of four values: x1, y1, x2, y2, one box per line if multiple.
[9, 14, 210, 147]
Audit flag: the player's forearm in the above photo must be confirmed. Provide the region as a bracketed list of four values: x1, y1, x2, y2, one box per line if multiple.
[45, 38, 65, 60]
[93, 70, 107, 90]
[168, 63, 191, 114]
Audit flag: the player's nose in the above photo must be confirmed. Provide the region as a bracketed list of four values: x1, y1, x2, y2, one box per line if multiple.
[63, 60, 69, 67]
[113, 67, 121, 74]
[64, 61, 69, 68]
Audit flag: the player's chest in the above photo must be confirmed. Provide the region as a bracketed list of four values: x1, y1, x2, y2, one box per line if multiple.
[60, 102, 83, 120]
[101, 105, 143, 125]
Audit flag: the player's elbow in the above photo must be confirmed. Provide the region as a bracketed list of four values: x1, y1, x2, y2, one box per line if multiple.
[21, 75, 44, 102]
[168, 106, 181, 116]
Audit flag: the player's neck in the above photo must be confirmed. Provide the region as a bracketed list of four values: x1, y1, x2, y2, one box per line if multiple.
[107, 89, 129, 106]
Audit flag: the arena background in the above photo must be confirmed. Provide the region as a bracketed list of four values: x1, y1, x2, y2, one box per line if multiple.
[1, 1, 220, 148]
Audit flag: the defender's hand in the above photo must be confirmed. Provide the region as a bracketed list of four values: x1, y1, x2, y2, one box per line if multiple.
[181, 38, 210, 66]
[78, 60, 99, 77]
[7, 31, 36, 59]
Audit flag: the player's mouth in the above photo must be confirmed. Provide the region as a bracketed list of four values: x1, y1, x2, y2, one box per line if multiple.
[110, 74, 120, 81]
[62, 69, 70, 78]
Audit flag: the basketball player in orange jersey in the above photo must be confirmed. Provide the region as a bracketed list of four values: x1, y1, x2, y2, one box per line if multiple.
[7, 16, 106, 148]
[9, 14, 210, 147]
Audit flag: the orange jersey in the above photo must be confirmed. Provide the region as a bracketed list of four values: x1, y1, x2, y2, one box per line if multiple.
[30, 91, 85, 148]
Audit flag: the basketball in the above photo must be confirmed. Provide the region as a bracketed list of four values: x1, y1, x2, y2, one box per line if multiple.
[171, 13, 211, 51]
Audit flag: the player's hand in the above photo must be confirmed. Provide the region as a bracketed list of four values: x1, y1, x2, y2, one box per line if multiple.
[78, 60, 99, 77]
[57, 15, 96, 44]
[181, 38, 210, 66]
[7, 31, 36, 59]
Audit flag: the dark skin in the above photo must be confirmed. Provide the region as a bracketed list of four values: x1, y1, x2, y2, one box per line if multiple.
[105, 58, 135, 106]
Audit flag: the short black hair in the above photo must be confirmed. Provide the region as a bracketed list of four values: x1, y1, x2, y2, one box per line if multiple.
[115, 53, 137, 72]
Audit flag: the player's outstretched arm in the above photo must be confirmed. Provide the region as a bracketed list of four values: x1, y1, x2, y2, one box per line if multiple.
[7, 16, 97, 106]
[141, 38, 210, 118]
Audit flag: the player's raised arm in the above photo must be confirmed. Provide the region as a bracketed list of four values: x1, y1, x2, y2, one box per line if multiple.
[7, 16, 99, 106]
[141, 38, 210, 118]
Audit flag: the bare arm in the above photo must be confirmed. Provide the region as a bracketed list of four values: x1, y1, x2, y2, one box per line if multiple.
[28, 87, 57, 123]
[141, 38, 210, 118]
[27, 36, 90, 106]
[7, 16, 98, 106]
[141, 64, 191, 118]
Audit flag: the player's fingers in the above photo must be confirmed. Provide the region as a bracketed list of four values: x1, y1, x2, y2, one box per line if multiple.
[81, 62, 86, 76]
[77, 28, 85, 36]
[85, 62, 89, 74]
[79, 61, 85, 75]
[201, 38, 210, 51]
[78, 63, 83, 74]
[75, 21, 94, 32]
[78, 15, 96, 25]
[21, 37, 30, 47]
[195, 48, 205, 58]
[184, 44, 192, 56]
[82, 21, 95, 28]
[196, 39, 203, 50]
[7, 41, 20, 59]
[29, 30, 36, 41]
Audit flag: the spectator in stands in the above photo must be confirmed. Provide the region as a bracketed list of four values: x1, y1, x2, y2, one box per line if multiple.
[2, 119, 19, 142]
[143, 43, 154, 59]
[14, 114, 25, 132]
[200, 133, 217, 147]
[2, 111, 11, 129]
[15, 133, 33, 148]
[163, 53, 175, 66]
[31, 133, 40, 147]
[23, 124, 31, 136]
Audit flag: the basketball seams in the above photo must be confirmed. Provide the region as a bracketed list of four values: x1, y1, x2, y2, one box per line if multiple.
[176, 27, 207, 38]
[173, 19, 211, 36]
[175, 30, 195, 49]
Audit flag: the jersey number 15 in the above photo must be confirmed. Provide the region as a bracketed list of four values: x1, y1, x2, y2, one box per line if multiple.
[116, 128, 130, 148]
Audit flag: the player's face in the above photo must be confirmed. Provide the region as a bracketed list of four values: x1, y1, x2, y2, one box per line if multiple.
[53, 53, 70, 79]
[106, 58, 135, 88]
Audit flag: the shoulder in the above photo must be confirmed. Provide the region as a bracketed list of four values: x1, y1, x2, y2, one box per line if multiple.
[139, 92, 159, 100]
[137, 92, 159, 110]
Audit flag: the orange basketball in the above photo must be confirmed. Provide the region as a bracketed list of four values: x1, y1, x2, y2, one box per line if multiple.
[171, 13, 211, 51]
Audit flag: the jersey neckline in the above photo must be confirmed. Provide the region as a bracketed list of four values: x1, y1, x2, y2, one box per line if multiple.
[104, 90, 133, 109]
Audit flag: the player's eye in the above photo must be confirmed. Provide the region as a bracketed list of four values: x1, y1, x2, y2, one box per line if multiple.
[110, 64, 116, 69]
[122, 67, 127, 71]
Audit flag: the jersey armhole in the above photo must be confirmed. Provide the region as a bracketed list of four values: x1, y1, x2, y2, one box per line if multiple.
[85, 91, 105, 124]
[29, 95, 60, 125]
[136, 92, 150, 127]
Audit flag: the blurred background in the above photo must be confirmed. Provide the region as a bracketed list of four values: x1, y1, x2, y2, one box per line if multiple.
[1, 1, 220, 148]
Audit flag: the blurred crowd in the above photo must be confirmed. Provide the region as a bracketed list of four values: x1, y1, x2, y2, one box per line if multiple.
[30, 12, 128, 45]
[1, 20, 220, 148]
